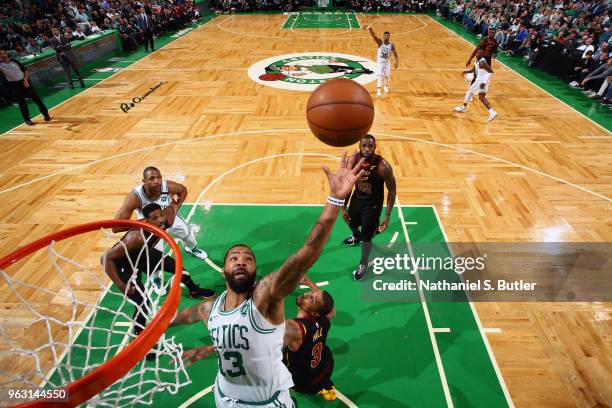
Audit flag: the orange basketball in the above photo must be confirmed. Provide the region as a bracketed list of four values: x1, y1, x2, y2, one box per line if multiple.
[306, 78, 375, 147]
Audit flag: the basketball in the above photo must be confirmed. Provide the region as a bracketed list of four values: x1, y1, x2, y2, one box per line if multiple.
[306, 78, 374, 147]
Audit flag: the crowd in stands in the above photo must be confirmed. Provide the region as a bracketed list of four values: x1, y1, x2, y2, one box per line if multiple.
[0, 0, 202, 57]
[2, 0, 611, 108]
[347, 0, 437, 13]
[439, 0, 612, 105]
[214, 0, 436, 13]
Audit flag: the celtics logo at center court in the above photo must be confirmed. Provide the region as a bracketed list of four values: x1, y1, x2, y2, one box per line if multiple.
[248, 52, 377, 91]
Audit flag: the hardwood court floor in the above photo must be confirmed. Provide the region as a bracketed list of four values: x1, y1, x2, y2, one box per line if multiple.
[0, 13, 610, 408]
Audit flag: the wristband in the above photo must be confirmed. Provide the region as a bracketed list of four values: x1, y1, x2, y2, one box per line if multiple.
[327, 196, 345, 206]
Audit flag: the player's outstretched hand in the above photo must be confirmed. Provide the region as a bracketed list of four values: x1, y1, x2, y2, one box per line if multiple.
[322, 151, 365, 200]
[378, 218, 389, 233]
[182, 345, 215, 366]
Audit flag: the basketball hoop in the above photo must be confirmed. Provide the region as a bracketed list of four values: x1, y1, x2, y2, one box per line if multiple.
[0, 220, 190, 407]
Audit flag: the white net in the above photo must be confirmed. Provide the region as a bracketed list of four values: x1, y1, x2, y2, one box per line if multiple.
[0, 225, 190, 407]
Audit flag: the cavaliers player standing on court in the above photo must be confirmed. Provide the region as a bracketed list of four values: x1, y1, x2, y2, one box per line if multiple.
[284, 276, 337, 401]
[342, 134, 397, 281]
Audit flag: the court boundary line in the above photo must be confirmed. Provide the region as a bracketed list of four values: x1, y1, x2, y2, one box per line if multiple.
[217, 13, 426, 39]
[353, 12, 362, 28]
[427, 15, 610, 134]
[288, 11, 299, 31]
[1, 128, 608, 203]
[281, 12, 293, 29]
[431, 205, 515, 407]
[289, 12, 353, 35]
[396, 199, 453, 406]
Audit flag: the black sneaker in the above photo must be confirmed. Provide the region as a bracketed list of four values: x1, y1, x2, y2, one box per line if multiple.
[189, 286, 215, 299]
[342, 235, 360, 246]
[353, 264, 367, 281]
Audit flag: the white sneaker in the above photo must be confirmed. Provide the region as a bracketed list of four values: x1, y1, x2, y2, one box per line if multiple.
[487, 110, 497, 122]
[377, 90, 382, 97]
[454, 105, 466, 113]
[185, 246, 208, 260]
[384, 86, 389, 94]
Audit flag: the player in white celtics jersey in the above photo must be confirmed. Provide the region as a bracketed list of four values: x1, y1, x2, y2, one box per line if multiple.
[454, 49, 498, 122]
[170, 152, 365, 408]
[365, 25, 399, 97]
[114, 166, 208, 260]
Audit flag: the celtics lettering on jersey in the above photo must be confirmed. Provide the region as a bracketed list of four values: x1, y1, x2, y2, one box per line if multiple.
[209, 302, 251, 378]
[208, 291, 294, 400]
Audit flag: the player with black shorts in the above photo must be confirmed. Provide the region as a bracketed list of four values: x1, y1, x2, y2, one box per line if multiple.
[342, 134, 397, 280]
[284, 277, 336, 401]
[102, 203, 214, 335]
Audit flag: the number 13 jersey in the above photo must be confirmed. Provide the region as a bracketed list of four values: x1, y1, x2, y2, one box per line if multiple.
[208, 291, 294, 402]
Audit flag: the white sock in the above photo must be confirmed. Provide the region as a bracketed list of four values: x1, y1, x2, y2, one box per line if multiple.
[184, 232, 197, 250]
[377, 76, 383, 90]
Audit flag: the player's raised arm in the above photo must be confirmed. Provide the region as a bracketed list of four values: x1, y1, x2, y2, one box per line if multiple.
[113, 192, 141, 232]
[254, 152, 364, 324]
[167, 180, 187, 211]
[169, 297, 217, 327]
[364, 25, 382, 46]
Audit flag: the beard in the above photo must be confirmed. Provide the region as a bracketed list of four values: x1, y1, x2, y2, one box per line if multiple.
[225, 269, 256, 293]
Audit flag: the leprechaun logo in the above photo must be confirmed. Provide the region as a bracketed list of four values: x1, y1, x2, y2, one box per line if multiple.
[248, 52, 377, 91]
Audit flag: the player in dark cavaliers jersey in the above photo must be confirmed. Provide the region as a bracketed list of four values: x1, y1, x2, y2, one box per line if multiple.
[102, 203, 214, 336]
[284, 277, 336, 401]
[342, 134, 397, 280]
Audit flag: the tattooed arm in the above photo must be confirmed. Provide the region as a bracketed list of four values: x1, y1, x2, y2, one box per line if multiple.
[283, 319, 305, 352]
[254, 151, 365, 325]
[169, 296, 217, 327]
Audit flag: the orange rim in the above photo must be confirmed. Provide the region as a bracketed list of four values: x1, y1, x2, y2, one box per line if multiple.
[0, 220, 183, 408]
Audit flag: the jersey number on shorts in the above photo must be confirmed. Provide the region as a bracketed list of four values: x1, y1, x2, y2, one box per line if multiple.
[311, 342, 323, 368]
[219, 351, 246, 377]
